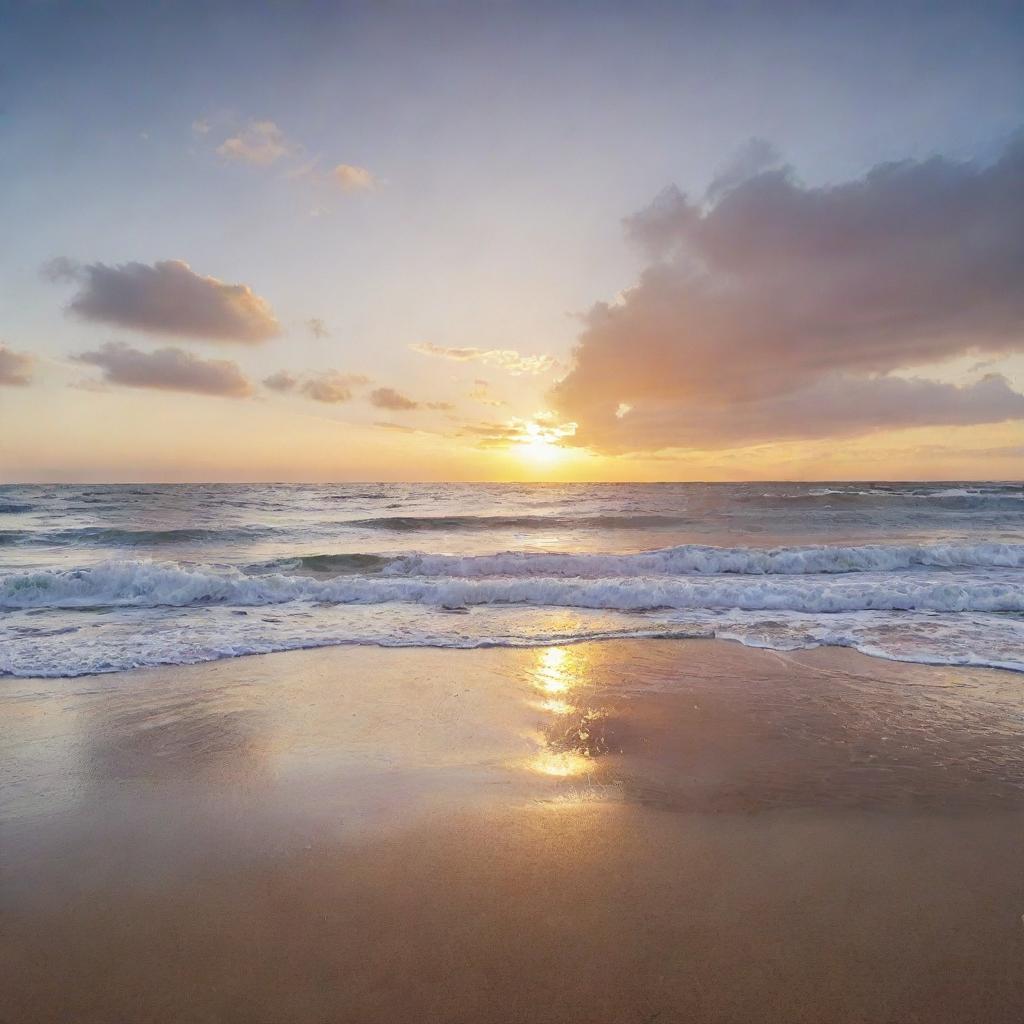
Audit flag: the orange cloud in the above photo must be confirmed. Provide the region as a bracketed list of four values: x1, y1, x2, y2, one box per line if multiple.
[553, 134, 1024, 451]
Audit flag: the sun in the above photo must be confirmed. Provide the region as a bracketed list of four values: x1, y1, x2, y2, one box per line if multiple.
[514, 420, 570, 467]
[516, 436, 564, 466]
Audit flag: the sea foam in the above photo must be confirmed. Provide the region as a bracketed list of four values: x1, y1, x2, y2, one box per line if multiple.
[2, 557, 1022, 614]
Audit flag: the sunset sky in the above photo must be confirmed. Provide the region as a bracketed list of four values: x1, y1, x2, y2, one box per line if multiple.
[1, 0, 1023, 482]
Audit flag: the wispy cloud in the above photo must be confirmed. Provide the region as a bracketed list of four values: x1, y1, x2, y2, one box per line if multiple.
[263, 369, 371, 403]
[216, 120, 293, 165]
[457, 415, 576, 449]
[0, 344, 33, 386]
[302, 372, 366, 403]
[411, 342, 559, 375]
[74, 342, 252, 397]
[263, 370, 298, 393]
[45, 258, 280, 343]
[369, 387, 418, 410]
[306, 317, 329, 339]
[332, 164, 375, 191]
[469, 379, 506, 407]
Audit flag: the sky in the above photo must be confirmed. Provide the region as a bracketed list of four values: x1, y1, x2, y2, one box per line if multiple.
[1, 0, 1023, 482]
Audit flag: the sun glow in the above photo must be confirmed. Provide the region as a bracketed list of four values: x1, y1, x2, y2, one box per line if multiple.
[513, 420, 572, 467]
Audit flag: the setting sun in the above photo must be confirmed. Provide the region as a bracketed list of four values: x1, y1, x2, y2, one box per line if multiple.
[516, 430, 564, 466]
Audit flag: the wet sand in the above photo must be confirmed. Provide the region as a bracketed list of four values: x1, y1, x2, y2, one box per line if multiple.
[2, 639, 1024, 1023]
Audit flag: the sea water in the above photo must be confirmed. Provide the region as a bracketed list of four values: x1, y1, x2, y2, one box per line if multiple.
[0, 481, 1022, 676]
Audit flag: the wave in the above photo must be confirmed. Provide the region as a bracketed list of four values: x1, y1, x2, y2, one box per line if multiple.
[0, 503, 33, 514]
[254, 553, 390, 575]
[2, 598, 1022, 677]
[0, 526, 270, 546]
[379, 542, 1024, 578]
[344, 514, 693, 531]
[763, 487, 1024, 508]
[3, 559, 1022, 613]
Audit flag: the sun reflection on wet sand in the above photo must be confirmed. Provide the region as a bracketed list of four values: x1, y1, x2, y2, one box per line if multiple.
[533, 646, 573, 695]
[522, 645, 620, 799]
[531, 750, 593, 778]
[535, 698, 575, 716]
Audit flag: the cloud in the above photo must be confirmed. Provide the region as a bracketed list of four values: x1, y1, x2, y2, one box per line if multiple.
[263, 370, 297, 392]
[306, 317, 329, 339]
[599, 373, 1024, 451]
[552, 134, 1024, 451]
[332, 164, 375, 191]
[191, 118, 211, 136]
[411, 342, 559, 375]
[469, 379, 506, 407]
[0, 344, 33, 386]
[47, 259, 280, 342]
[216, 120, 292, 165]
[706, 137, 785, 203]
[425, 400, 455, 411]
[263, 369, 371, 403]
[369, 387, 419, 410]
[301, 371, 370, 404]
[457, 416, 577, 449]
[374, 421, 417, 433]
[74, 343, 252, 397]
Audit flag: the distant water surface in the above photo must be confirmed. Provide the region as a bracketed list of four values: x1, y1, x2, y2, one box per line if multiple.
[0, 482, 1022, 676]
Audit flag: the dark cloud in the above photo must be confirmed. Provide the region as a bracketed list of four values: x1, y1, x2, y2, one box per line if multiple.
[370, 387, 419, 410]
[47, 259, 280, 342]
[0, 344, 33, 386]
[553, 134, 1024, 451]
[74, 342, 252, 397]
[306, 317, 329, 339]
[605, 373, 1024, 451]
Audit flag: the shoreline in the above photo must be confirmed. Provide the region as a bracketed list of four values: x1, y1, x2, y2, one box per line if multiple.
[5, 624, 1024, 681]
[3, 639, 1024, 1022]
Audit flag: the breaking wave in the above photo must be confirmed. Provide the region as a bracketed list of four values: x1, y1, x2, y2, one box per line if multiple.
[3, 558, 1022, 614]
[378, 542, 1024, 577]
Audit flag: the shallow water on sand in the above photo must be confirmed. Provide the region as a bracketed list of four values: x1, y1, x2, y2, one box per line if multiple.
[3, 641, 1024, 1023]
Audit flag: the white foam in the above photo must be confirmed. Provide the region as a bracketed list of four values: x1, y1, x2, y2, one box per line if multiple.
[2, 558, 1022, 614]
[383, 542, 1024, 578]
[1, 603, 1021, 677]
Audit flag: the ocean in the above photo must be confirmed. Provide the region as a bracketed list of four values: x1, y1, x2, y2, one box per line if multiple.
[0, 481, 1022, 677]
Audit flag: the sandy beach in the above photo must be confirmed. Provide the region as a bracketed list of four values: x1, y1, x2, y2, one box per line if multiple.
[3, 639, 1024, 1023]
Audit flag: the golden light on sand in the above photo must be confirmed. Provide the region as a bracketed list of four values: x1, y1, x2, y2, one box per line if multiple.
[529, 750, 592, 778]
[537, 697, 576, 716]
[533, 646, 572, 694]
